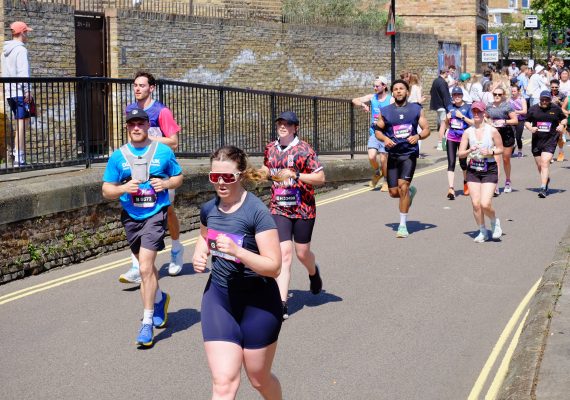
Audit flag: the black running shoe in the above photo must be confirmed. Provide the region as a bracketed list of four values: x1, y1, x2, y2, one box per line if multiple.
[282, 301, 289, 321]
[309, 265, 323, 295]
[538, 189, 547, 198]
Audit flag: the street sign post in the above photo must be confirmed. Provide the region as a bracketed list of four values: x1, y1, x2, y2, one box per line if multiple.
[524, 15, 539, 29]
[481, 33, 499, 63]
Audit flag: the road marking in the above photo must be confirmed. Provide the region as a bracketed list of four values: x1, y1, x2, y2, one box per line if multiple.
[467, 278, 541, 400]
[0, 237, 198, 305]
[485, 309, 530, 400]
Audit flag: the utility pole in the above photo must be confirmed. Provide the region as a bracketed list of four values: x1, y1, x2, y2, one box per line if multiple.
[390, 0, 396, 83]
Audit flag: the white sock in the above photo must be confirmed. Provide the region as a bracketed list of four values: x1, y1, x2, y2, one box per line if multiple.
[154, 288, 163, 304]
[479, 224, 486, 234]
[171, 240, 182, 253]
[400, 213, 408, 226]
[142, 309, 153, 325]
[131, 253, 139, 269]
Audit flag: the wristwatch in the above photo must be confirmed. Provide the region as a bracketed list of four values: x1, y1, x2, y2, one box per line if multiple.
[295, 171, 300, 180]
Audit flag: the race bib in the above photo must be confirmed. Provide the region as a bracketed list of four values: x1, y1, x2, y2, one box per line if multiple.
[469, 158, 488, 172]
[273, 187, 301, 207]
[207, 229, 244, 263]
[131, 187, 157, 208]
[537, 122, 552, 133]
[393, 123, 413, 139]
[373, 113, 379, 124]
[492, 119, 505, 128]
[450, 118, 463, 130]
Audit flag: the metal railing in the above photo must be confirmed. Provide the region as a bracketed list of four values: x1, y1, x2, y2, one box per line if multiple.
[0, 77, 371, 174]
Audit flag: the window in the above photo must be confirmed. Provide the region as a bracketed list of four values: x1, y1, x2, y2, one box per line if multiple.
[522, 0, 530, 8]
[509, 0, 517, 8]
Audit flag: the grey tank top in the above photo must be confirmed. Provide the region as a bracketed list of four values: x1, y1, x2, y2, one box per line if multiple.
[467, 124, 496, 162]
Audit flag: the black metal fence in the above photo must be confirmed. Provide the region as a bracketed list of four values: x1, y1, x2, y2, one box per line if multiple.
[0, 77, 371, 174]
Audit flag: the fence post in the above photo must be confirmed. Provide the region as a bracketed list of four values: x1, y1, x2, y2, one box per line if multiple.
[219, 89, 225, 147]
[81, 77, 92, 168]
[350, 103, 355, 159]
[157, 79, 164, 104]
[313, 97, 319, 153]
[270, 92, 276, 141]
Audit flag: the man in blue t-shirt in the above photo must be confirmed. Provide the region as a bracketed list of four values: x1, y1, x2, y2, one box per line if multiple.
[374, 79, 430, 238]
[102, 108, 183, 347]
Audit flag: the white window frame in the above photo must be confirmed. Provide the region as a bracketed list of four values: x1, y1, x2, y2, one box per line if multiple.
[508, 0, 517, 9]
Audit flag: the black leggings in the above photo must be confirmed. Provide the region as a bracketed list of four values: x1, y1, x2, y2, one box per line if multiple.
[514, 120, 525, 150]
[447, 140, 467, 172]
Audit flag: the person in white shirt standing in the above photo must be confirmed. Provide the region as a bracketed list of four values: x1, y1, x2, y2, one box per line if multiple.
[527, 65, 549, 107]
[508, 62, 520, 78]
[1, 21, 32, 166]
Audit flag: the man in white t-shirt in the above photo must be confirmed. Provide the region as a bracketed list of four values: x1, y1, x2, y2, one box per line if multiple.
[508, 62, 520, 78]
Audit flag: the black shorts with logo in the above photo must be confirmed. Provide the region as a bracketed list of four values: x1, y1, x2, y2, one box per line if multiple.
[387, 153, 417, 188]
[121, 207, 168, 254]
[466, 160, 498, 184]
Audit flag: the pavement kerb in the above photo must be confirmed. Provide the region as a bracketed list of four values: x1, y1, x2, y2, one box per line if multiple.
[497, 225, 570, 400]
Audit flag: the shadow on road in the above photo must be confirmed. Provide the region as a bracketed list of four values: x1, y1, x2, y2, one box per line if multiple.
[154, 308, 201, 344]
[463, 230, 504, 242]
[525, 187, 566, 195]
[157, 262, 200, 278]
[286, 289, 342, 318]
[385, 220, 437, 234]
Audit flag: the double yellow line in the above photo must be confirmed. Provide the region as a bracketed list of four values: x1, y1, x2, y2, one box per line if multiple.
[0, 237, 198, 305]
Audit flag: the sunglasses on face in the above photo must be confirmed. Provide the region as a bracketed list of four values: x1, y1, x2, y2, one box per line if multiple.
[493, 93, 503, 96]
[209, 172, 241, 184]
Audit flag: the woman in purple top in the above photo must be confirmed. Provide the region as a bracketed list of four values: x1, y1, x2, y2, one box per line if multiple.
[509, 85, 527, 158]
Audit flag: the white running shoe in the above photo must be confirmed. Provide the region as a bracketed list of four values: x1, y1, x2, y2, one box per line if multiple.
[119, 266, 141, 284]
[473, 231, 489, 243]
[492, 219, 503, 239]
[168, 247, 184, 276]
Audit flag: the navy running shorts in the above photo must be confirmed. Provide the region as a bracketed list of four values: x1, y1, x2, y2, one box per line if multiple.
[201, 276, 282, 349]
[387, 154, 417, 188]
[531, 134, 558, 157]
[7, 96, 32, 119]
[272, 214, 315, 244]
[121, 207, 168, 254]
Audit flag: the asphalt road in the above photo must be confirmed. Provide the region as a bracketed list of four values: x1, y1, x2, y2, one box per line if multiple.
[1, 152, 569, 400]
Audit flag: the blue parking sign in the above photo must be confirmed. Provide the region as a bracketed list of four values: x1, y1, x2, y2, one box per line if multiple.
[481, 34, 499, 51]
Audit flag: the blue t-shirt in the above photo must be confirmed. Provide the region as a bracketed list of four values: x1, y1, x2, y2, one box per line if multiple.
[369, 94, 392, 136]
[103, 142, 182, 220]
[446, 103, 473, 142]
[200, 192, 277, 288]
[380, 102, 422, 156]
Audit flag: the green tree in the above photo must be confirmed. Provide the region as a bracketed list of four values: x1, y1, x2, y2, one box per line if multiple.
[531, 0, 570, 31]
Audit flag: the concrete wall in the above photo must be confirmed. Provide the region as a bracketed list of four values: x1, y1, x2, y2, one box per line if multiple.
[0, 159, 371, 284]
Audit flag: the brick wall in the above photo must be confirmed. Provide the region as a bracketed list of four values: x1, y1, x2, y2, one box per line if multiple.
[110, 11, 439, 99]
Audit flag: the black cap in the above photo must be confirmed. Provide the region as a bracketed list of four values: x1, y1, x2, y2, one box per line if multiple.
[126, 108, 149, 122]
[275, 111, 299, 125]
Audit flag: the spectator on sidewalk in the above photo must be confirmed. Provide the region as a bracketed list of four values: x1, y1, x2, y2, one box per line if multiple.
[430, 69, 451, 150]
[1, 21, 33, 166]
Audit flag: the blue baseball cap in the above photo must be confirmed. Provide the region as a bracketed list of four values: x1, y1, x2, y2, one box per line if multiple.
[539, 90, 552, 99]
[451, 87, 463, 96]
[275, 111, 299, 125]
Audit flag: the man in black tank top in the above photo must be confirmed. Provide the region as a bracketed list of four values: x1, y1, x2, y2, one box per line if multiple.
[374, 79, 430, 238]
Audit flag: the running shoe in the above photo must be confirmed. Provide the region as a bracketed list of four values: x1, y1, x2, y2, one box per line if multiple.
[491, 219, 503, 239]
[168, 247, 184, 276]
[463, 182, 469, 196]
[409, 186, 417, 206]
[516, 151, 522, 158]
[396, 224, 409, 238]
[153, 292, 170, 328]
[369, 172, 382, 188]
[494, 187, 500, 197]
[282, 301, 289, 321]
[447, 188, 455, 200]
[504, 180, 512, 193]
[119, 266, 141, 284]
[557, 152, 565, 162]
[436, 141, 443, 151]
[380, 182, 389, 192]
[538, 189, 547, 198]
[136, 323, 154, 347]
[473, 231, 489, 243]
[309, 265, 322, 295]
